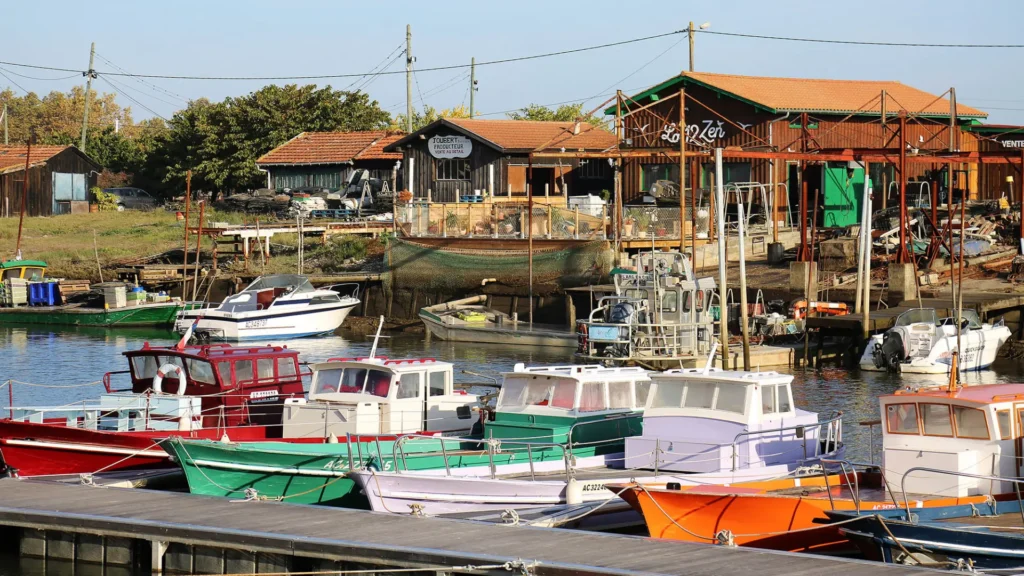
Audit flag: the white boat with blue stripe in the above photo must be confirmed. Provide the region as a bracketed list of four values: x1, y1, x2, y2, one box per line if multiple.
[175, 275, 359, 341]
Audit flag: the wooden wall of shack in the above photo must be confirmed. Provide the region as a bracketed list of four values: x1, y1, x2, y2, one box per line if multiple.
[0, 149, 98, 218]
[618, 83, 985, 209]
[398, 125, 612, 202]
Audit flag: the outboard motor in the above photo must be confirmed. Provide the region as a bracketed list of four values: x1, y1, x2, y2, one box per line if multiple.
[607, 302, 635, 324]
[873, 331, 907, 372]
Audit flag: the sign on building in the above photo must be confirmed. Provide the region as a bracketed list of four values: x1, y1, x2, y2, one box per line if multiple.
[428, 135, 472, 158]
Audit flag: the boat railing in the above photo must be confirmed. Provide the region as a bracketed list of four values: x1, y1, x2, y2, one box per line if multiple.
[565, 412, 643, 461]
[346, 432, 392, 472]
[899, 467, 1024, 524]
[102, 370, 132, 393]
[390, 432, 573, 482]
[728, 411, 843, 471]
[579, 318, 715, 359]
[818, 459, 890, 514]
[859, 419, 882, 465]
[323, 283, 360, 300]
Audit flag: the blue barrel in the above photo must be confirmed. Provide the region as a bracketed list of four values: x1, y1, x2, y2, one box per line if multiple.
[28, 283, 44, 306]
[42, 282, 58, 306]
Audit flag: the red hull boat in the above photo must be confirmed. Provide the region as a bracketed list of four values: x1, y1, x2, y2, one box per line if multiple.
[1, 342, 307, 477]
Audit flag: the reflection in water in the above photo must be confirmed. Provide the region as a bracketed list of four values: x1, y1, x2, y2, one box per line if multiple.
[2, 325, 1023, 463]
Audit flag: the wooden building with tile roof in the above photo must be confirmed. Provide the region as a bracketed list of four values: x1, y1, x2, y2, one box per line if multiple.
[0, 145, 101, 218]
[385, 118, 617, 203]
[256, 131, 404, 191]
[608, 71, 989, 226]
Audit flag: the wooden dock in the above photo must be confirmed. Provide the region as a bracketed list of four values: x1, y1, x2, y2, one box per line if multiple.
[0, 479, 926, 575]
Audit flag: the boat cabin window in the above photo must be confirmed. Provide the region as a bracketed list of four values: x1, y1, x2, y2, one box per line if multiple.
[662, 291, 678, 313]
[428, 371, 446, 396]
[257, 358, 275, 382]
[650, 380, 747, 415]
[397, 373, 421, 399]
[608, 381, 632, 409]
[760, 384, 791, 415]
[310, 294, 342, 305]
[886, 403, 920, 434]
[235, 360, 255, 386]
[277, 358, 297, 379]
[185, 359, 216, 385]
[921, 403, 954, 437]
[636, 381, 651, 407]
[550, 379, 576, 409]
[215, 361, 232, 384]
[953, 406, 990, 440]
[997, 409, 1012, 440]
[314, 367, 392, 397]
[498, 377, 574, 411]
[131, 355, 186, 380]
[579, 381, 608, 412]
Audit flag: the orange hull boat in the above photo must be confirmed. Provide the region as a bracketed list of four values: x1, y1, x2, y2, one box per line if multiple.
[611, 474, 991, 553]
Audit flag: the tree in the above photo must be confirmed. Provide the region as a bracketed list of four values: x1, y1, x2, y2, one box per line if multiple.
[0, 87, 133, 143]
[508, 103, 610, 130]
[391, 105, 470, 132]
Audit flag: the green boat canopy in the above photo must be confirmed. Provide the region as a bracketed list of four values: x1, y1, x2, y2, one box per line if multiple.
[1, 260, 47, 269]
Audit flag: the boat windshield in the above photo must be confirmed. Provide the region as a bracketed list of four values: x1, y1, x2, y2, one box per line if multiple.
[313, 366, 393, 398]
[649, 379, 748, 415]
[498, 376, 576, 410]
[940, 309, 983, 330]
[895, 308, 938, 327]
[130, 354, 217, 385]
[243, 275, 315, 295]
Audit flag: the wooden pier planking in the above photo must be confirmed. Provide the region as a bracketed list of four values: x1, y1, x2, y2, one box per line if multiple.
[0, 479, 927, 575]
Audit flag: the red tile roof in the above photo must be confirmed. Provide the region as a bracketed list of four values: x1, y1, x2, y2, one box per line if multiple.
[680, 71, 986, 118]
[256, 131, 404, 166]
[386, 119, 618, 153]
[0, 145, 70, 173]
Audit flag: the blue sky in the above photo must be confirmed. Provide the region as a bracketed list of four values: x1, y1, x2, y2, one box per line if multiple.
[4, 0, 1024, 124]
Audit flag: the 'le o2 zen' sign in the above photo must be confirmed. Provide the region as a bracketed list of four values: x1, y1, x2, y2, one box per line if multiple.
[428, 135, 472, 159]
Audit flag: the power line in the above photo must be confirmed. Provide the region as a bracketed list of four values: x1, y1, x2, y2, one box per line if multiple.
[0, 67, 79, 82]
[95, 52, 189, 103]
[99, 77, 167, 121]
[352, 48, 406, 93]
[695, 29, 1024, 48]
[0, 69, 30, 94]
[102, 73, 181, 110]
[0, 30, 683, 81]
[346, 44, 404, 91]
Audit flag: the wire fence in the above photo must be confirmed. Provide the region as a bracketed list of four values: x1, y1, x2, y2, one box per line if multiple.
[397, 202, 608, 241]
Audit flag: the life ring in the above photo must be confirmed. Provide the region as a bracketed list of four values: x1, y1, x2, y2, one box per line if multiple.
[152, 363, 187, 396]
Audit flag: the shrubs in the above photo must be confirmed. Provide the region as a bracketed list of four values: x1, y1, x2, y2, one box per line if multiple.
[92, 187, 119, 212]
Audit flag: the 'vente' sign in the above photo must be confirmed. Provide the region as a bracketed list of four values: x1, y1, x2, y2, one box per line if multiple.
[428, 135, 472, 158]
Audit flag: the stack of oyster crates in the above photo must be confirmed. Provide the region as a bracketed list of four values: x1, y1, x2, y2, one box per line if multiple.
[1, 278, 29, 307]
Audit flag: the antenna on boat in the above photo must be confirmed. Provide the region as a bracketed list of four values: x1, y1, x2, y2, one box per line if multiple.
[368, 315, 385, 360]
[703, 341, 718, 374]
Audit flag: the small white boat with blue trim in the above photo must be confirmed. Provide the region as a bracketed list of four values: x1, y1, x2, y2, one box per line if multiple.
[175, 274, 359, 341]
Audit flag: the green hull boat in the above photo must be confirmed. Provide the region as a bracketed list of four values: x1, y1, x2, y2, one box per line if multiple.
[0, 301, 189, 327]
[166, 411, 643, 506]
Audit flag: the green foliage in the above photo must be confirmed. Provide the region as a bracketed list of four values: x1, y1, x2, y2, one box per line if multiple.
[313, 235, 369, 272]
[92, 187, 119, 211]
[392, 105, 470, 132]
[507, 103, 610, 131]
[445, 210, 460, 231]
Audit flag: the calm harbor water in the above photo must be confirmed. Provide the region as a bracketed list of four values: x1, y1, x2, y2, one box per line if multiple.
[4, 323, 1024, 463]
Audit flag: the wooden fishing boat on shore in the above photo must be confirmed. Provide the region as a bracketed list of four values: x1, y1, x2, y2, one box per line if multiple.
[0, 300, 190, 327]
[419, 295, 576, 348]
[615, 380, 1024, 553]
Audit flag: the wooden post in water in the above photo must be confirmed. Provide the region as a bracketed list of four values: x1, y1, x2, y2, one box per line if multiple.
[191, 201, 205, 302]
[182, 171, 192, 300]
[528, 157, 534, 326]
[14, 135, 31, 258]
[678, 89, 686, 254]
[714, 148, 729, 369]
[737, 203, 751, 371]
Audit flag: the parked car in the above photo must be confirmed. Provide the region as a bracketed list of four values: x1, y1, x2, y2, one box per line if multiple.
[103, 188, 159, 211]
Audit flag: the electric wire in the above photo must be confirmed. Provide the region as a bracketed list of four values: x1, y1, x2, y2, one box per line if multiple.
[95, 52, 189, 102]
[695, 28, 1024, 48]
[0, 67, 79, 82]
[0, 30, 684, 80]
[0, 68, 30, 95]
[99, 76, 168, 121]
[101, 71, 181, 110]
[352, 51, 404, 93]
[345, 44, 404, 91]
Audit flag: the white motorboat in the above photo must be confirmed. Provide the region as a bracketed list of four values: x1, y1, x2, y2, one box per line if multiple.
[859, 308, 1011, 374]
[175, 274, 359, 341]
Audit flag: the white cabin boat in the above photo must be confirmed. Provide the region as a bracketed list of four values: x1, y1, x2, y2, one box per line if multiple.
[282, 356, 480, 437]
[860, 308, 1010, 374]
[175, 275, 359, 341]
[348, 366, 842, 521]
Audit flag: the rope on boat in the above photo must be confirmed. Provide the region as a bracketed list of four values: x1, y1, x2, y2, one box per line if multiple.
[1, 378, 103, 389]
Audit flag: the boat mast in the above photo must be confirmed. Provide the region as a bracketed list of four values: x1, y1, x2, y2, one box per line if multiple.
[369, 315, 385, 359]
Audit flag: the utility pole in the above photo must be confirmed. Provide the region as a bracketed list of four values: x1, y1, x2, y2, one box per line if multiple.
[469, 57, 476, 118]
[2, 104, 7, 145]
[80, 42, 96, 153]
[405, 25, 413, 133]
[688, 22, 695, 72]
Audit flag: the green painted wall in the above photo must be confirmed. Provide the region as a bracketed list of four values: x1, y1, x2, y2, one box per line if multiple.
[822, 163, 870, 228]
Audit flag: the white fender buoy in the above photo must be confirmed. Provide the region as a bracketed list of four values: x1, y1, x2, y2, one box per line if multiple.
[565, 477, 583, 505]
[327, 433, 339, 444]
[152, 363, 187, 396]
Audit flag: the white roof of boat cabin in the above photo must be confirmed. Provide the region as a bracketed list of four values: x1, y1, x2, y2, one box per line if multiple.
[653, 367, 793, 386]
[316, 356, 452, 372]
[506, 363, 649, 381]
[884, 383, 1024, 407]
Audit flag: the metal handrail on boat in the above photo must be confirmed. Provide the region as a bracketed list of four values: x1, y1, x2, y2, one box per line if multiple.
[565, 412, 643, 462]
[728, 412, 843, 472]
[390, 432, 574, 482]
[899, 467, 1024, 525]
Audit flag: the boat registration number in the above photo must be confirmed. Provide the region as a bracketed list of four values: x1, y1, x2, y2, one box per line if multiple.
[244, 319, 268, 329]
